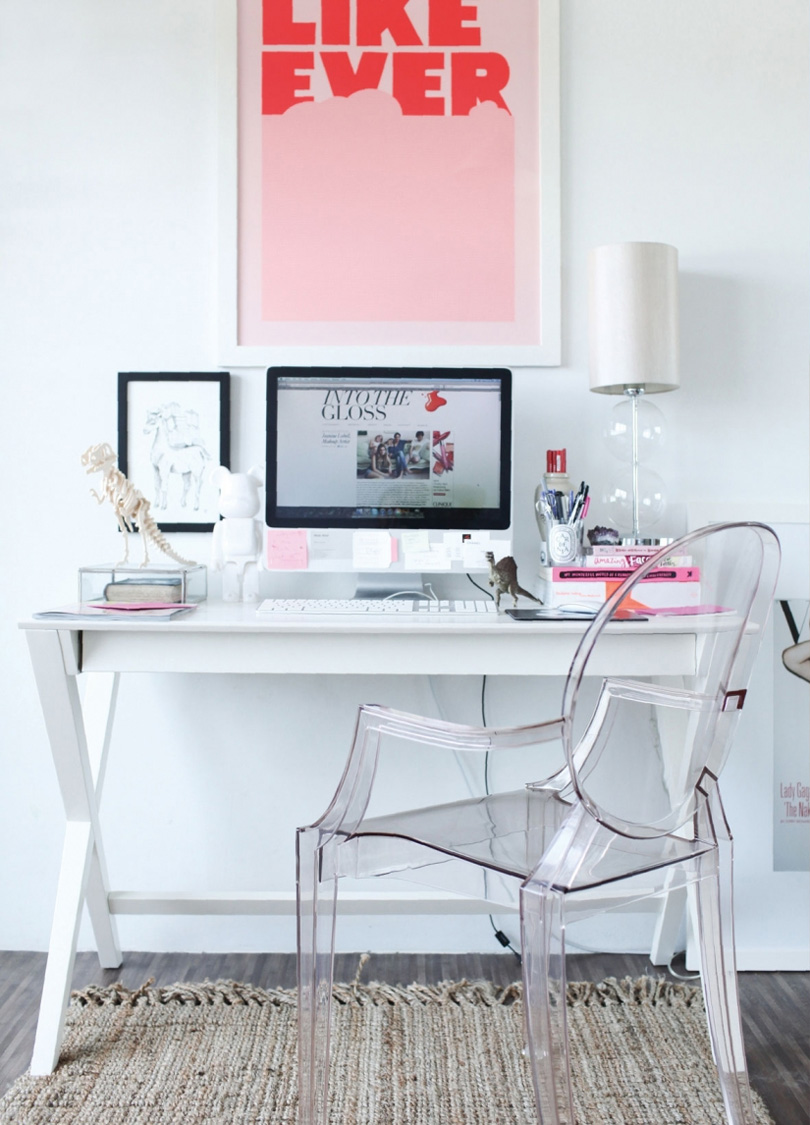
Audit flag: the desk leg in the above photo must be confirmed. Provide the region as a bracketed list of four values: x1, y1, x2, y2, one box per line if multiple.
[31, 822, 94, 1074]
[26, 632, 122, 1075]
[649, 677, 692, 967]
[81, 672, 122, 968]
[650, 871, 688, 966]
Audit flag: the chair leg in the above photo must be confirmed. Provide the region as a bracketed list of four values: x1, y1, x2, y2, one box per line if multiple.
[521, 884, 576, 1125]
[694, 841, 756, 1125]
[296, 827, 339, 1125]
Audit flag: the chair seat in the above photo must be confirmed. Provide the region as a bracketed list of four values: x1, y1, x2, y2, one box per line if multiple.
[347, 787, 711, 893]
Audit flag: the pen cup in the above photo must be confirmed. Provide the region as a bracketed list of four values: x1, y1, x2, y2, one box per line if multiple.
[537, 516, 585, 567]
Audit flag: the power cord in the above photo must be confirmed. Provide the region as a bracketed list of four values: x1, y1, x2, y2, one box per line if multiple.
[467, 572, 494, 599]
[480, 671, 522, 964]
[476, 624, 686, 971]
[666, 952, 700, 981]
[490, 916, 521, 962]
[436, 588, 522, 964]
[382, 584, 438, 601]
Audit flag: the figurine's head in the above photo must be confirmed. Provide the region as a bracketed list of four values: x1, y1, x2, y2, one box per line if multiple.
[81, 443, 117, 475]
[210, 465, 263, 519]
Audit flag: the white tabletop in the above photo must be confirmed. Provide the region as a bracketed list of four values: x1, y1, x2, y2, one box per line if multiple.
[20, 600, 702, 678]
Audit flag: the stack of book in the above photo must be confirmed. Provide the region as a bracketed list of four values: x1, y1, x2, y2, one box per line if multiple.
[538, 543, 700, 612]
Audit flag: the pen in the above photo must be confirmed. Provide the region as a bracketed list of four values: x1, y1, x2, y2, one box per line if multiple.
[538, 493, 554, 523]
[568, 482, 589, 524]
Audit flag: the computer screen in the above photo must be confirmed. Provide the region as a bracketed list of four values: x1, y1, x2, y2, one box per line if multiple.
[266, 367, 512, 532]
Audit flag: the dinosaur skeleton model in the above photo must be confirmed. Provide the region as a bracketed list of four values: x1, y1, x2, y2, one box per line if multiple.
[485, 551, 542, 610]
[81, 442, 195, 567]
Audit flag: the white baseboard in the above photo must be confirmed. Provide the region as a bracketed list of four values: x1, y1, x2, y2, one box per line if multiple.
[735, 949, 810, 972]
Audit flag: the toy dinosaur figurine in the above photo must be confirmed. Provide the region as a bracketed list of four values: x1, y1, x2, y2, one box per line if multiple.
[81, 442, 195, 567]
[485, 551, 542, 610]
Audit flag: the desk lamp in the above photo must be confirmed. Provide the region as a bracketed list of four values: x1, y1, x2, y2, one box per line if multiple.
[588, 241, 679, 543]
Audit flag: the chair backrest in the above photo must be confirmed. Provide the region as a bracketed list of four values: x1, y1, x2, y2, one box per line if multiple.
[560, 522, 780, 838]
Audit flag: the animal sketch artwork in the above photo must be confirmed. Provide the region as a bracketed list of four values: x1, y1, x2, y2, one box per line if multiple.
[81, 443, 195, 567]
[144, 403, 211, 511]
[485, 551, 542, 610]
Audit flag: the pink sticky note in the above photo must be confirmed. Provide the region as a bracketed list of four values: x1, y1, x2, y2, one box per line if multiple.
[266, 529, 308, 570]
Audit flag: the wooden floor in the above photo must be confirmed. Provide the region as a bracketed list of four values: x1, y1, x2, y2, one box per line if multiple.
[1, 950, 808, 1122]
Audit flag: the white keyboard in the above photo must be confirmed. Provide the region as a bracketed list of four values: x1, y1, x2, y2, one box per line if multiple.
[257, 598, 498, 616]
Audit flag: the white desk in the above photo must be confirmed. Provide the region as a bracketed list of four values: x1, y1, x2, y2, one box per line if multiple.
[20, 603, 699, 1073]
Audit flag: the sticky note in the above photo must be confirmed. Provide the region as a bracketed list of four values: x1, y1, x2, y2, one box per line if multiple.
[266, 529, 308, 570]
[442, 533, 465, 561]
[488, 540, 512, 561]
[461, 538, 510, 569]
[309, 530, 342, 560]
[404, 548, 452, 571]
[461, 540, 490, 569]
[352, 531, 393, 569]
[445, 531, 489, 562]
[402, 530, 430, 554]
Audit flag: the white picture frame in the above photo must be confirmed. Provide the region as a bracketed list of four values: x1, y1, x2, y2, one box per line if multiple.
[216, 0, 561, 368]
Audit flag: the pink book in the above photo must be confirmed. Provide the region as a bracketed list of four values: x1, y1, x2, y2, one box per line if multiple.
[547, 567, 700, 582]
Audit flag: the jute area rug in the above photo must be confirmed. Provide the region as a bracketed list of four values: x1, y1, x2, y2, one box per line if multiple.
[0, 976, 773, 1125]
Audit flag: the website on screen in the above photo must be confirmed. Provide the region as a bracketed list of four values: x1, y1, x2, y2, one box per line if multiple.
[274, 376, 503, 520]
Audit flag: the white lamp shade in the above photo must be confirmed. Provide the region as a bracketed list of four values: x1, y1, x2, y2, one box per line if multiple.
[588, 242, 680, 395]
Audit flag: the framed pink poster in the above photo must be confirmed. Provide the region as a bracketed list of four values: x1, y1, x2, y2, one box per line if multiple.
[218, 0, 560, 366]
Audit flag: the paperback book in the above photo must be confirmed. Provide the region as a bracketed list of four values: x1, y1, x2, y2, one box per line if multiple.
[540, 567, 699, 583]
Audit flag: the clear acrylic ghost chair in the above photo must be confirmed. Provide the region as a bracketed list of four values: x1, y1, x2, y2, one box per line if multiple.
[297, 522, 780, 1125]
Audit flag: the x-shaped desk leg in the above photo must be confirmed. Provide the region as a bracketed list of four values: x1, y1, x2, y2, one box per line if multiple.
[649, 673, 701, 970]
[26, 629, 122, 1075]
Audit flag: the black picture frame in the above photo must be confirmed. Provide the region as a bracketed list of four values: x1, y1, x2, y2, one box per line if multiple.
[118, 372, 230, 533]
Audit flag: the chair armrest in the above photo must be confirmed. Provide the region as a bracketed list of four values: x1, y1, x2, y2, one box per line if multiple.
[604, 678, 715, 711]
[302, 704, 565, 841]
[363, 703, 565, 750]
[524, 680, 713, 801]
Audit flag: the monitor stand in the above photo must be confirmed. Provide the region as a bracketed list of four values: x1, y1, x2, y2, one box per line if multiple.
[353, 572, 428, 601]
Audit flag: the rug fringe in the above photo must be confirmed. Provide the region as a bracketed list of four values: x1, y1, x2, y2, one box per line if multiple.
[71, 974, 701, 1010]
[71, 979, 297, 1008]
[565, 976, 702, 1009]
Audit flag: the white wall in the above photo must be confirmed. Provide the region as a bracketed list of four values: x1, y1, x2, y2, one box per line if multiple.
[1, 0, 807, 961]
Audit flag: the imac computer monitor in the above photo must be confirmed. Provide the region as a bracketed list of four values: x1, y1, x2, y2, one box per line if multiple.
[265, 367, 512, 581]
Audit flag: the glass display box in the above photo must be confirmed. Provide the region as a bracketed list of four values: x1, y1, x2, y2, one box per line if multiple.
[79, 564, 207, 604]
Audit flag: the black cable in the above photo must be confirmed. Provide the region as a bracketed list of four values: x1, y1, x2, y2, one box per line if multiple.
[482, 675, 491, 796]
[490, 914, 521, 962]
[467, 572, 494, 599]
[480, 672, 521, 964]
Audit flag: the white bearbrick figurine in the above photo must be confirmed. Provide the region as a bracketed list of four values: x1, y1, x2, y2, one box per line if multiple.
[210, 465, 264, 602]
